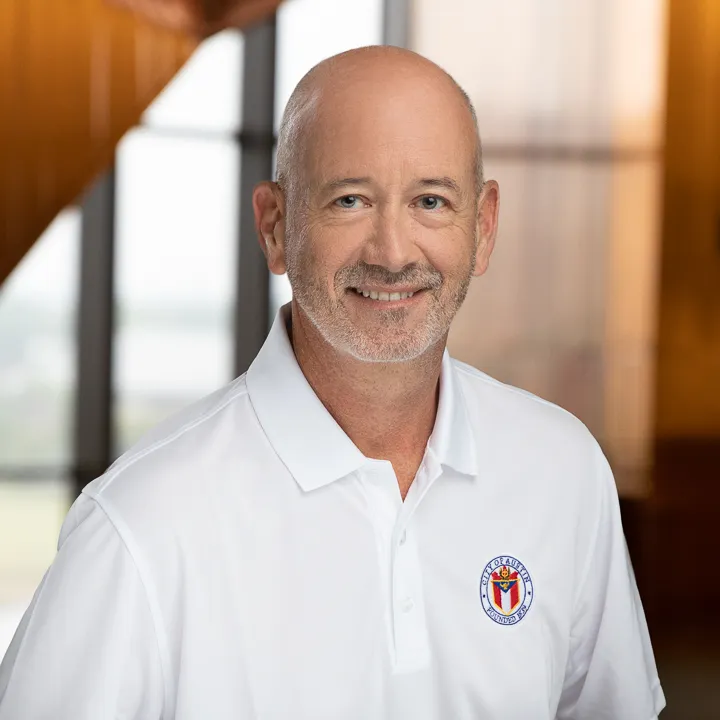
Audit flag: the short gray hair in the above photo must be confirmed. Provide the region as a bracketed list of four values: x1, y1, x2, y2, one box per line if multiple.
[275, 78, 319, 203]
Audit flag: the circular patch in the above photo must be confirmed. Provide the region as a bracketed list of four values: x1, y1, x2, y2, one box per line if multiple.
[480, 555, 533, 625]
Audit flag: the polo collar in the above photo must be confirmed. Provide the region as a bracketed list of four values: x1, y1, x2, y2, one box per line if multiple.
[245, 305, 478, 492]
[430, 351, 478, 478]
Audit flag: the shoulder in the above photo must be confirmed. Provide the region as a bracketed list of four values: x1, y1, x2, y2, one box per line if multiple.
[83, 374, 258, 526]
[452, 358, 596, 451]
[451, 358, 612, 505]
[450, 359, 621, 573]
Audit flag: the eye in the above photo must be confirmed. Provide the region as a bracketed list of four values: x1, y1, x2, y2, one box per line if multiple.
[417, 195, 446, 211]
[335, 195, 365, 209]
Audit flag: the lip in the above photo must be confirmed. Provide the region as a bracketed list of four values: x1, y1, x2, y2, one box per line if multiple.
[349, 285, 425, 295]
[346, 287, 425, 308]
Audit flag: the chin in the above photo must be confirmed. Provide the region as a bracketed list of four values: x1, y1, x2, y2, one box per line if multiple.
[343, 348, 428, 364]
[337, 331, 437, 364]
[300, 300, 446, 363]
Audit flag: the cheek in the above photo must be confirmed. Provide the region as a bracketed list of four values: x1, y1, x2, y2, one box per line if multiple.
[419, 228, 476, 281]
[303, 222, 366, 285]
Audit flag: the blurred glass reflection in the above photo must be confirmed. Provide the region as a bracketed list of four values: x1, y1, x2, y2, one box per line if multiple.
[0, 211, 77, 653]
[114, 130, 239, 454]
[274, 0, 384, 131]
[113, 25, 244, 455]
[0, 209, 80, 467]
[143, 29, 245, 134]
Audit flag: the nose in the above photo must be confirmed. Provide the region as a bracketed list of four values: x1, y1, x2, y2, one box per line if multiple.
[365, 205, 420, 273]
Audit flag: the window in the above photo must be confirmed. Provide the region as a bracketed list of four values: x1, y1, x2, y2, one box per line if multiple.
[0, 210, 78, 648]
[113, 30, 243, 454]
[114, 131, 239, 453]
[0, 210, 80, 468]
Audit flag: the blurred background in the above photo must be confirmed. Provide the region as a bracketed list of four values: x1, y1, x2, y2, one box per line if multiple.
[0, 0, 718, 716]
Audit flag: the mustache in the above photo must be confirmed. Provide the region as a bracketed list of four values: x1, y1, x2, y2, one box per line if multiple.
[337, 262, 443, 290]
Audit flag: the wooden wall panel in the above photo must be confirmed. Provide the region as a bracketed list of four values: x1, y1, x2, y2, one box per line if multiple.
[655, 0, 720, 437]
[640, 0, 720, 637]
[0, 0, 198, 285]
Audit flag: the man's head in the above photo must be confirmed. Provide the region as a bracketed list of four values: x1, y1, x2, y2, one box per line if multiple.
[254, 46, 500, 363]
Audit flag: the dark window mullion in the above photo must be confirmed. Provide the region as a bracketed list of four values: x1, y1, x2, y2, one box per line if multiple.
[73, 171, 116, 500]
[384, 0, 410, 48]
[233, 19, 276, 377]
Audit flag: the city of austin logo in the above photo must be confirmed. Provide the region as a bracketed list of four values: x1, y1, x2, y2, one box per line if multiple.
[480, 555, 533, 625]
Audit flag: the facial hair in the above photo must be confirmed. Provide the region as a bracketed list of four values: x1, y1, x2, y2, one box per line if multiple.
[285, 215, 477, 363]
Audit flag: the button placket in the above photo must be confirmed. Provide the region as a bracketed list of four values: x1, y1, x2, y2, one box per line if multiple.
[357, 462, 407, 668]
[359, 459, 432, 673]
[391, 524, 430, 672]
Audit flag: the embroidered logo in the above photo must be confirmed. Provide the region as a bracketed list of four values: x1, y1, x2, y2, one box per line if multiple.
[480, 555, 533, 625]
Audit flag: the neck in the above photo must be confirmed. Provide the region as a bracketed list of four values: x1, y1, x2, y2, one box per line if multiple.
[289, 302, 445, 498]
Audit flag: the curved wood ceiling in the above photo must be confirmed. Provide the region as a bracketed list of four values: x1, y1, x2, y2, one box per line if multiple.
[0, 0, 281, 285]
[0, 0, 197, 284]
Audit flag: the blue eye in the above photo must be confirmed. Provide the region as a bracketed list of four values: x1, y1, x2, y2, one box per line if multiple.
[336, 195, 363, 209]
[418, 196, 446, 210]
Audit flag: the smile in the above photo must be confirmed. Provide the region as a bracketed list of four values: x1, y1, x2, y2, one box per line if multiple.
[352, 288, 415, 302]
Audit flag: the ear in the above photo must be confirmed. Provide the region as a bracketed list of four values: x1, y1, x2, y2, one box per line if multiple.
[253, 181, 287, 275]
[473, 180, 500, 277]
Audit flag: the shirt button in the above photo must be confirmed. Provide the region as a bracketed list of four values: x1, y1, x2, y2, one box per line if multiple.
[401, 597, 415, 614]
[399, 530, 407, 546]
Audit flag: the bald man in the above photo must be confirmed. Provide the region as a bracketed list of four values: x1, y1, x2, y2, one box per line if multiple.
[0, 47, 664, 720]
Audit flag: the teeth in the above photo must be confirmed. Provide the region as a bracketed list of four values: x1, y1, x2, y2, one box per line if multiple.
[354, 289, 416, 301]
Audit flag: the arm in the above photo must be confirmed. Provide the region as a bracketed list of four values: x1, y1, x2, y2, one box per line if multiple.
[0, 494, 164, 719]
[556, 446, 665, 719]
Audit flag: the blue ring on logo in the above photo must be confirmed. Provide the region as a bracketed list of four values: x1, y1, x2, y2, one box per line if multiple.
[479, 555, 534, 626]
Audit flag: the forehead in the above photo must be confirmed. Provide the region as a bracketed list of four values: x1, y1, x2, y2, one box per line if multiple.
[301, 76, 476, 188]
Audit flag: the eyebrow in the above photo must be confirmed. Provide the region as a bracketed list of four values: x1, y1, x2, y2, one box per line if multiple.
[417, 177, 463, 195]
[320, 177, 373, 194]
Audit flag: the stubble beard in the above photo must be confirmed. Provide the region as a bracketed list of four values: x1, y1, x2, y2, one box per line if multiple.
[285, 217, 477, 364]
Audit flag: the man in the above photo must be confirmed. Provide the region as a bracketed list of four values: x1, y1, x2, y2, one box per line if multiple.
[0, 46, 664, 719]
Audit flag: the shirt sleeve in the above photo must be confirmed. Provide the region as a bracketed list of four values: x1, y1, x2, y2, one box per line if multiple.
[556, 445, 666, 719]
[0, 493, 164, 720]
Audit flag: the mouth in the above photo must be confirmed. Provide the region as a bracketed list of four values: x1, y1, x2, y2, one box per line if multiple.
[345, 286, 426, 308]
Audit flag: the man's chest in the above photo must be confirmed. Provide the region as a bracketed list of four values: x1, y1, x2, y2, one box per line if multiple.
[156, 474, 578, 719]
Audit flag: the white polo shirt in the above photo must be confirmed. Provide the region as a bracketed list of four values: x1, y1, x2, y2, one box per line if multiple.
[0, 307, 665, 720]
